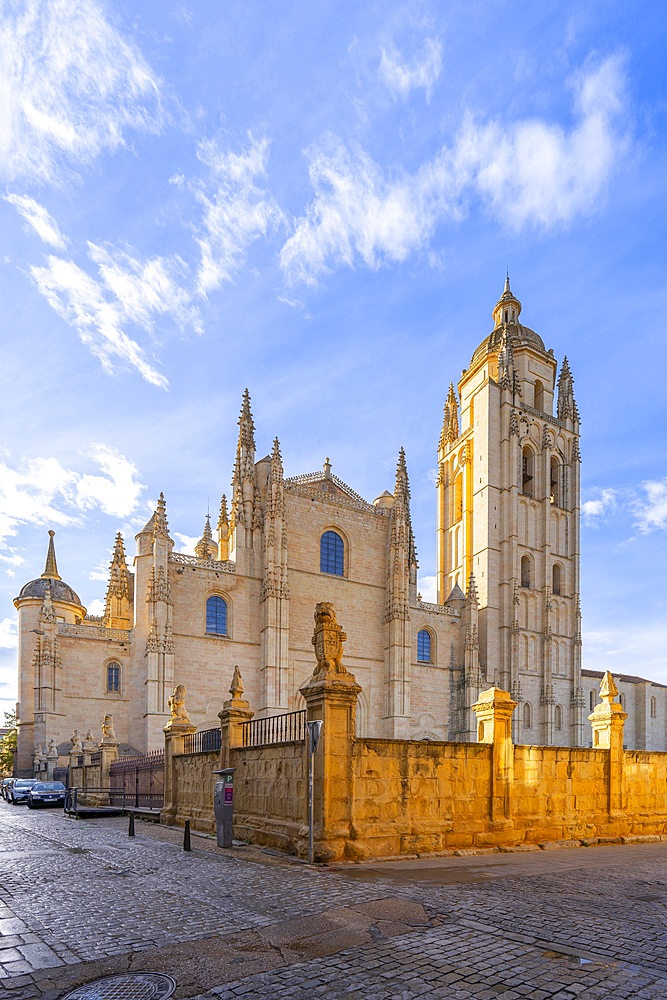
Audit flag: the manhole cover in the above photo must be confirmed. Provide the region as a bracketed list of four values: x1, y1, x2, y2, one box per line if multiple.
[61, 973, 176, 999]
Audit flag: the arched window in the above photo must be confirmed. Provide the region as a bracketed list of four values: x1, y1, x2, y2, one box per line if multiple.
[520, 555, 531, 589]
[550, 458, 561, 506]
[554, 704, 563, 731]
[320, 530, 344, 575]
[651, 696, 657, 719]
[453, 473, 463, 522]
[534, 380, 544, 411]
[523, 702, 532, 729]
[206, 595, 228, 635]
[417, 630, 432, 663]
[589, 690, 596, 711]
[552, 563, 562, 596]
[522, 446, 534, 497]
[106, 661, 121, 694]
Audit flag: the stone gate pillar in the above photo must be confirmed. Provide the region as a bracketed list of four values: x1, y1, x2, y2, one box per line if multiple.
[299, 603, 361, 863]
[473, 687, 517, 826]
[218, 666, 254, 769]
[589, 671, 627, 817]
[162, 685, 195, 825]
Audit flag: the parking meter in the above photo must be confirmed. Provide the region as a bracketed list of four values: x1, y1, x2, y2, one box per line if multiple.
[213, 767, 235, 848]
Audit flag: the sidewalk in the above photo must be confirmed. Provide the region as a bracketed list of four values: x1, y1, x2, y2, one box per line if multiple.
[1, 802, 667, 998]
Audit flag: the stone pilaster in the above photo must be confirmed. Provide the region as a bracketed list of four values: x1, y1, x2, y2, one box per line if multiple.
[589, 671, 627, 816]
[473, 687, 517, 827]
[162, 721, 195, 824]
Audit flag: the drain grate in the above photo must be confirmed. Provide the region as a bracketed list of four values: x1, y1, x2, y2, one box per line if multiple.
[61, 973, 176, 999]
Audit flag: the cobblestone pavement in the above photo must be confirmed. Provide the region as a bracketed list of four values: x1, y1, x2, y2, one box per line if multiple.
[2, 800, 667, 998]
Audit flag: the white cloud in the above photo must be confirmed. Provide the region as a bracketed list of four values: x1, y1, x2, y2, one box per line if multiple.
[582, 488, 617, 522]
[194, 134, 285, 295]
[379, 38, 442, 100]
[418, 575, 437, 603]
[0, 0, 163, 185]
[0, 618, 18, 650]
[280, 137, 460, 284]
[0, 447, 145, 548]
[4, 194, 67, 248]
[86, 598, 105, 617]
[30, 254, 168, 388]
[281, 55, 627, 283]
[174, 533, 199, 555]
[455, 54, 628, 228]
[634, 478, 667, 533]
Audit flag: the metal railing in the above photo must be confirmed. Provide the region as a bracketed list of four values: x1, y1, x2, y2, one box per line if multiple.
[182, 728, 222, 754]
[90, 752, 101, 765]
[109, 750, 164, 809]
[241, 709, 306, 747]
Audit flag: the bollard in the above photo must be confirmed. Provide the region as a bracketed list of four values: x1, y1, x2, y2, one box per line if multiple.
[128, 812, 135, 837]
[183, 819, 191, 852]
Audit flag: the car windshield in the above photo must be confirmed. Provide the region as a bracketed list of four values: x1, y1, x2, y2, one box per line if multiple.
[34, 782, 65, 790]
[15, 780, 36, 787]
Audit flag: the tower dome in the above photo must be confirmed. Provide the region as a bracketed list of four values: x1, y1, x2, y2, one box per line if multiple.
[469, 276, 546, 369]
[14, 530, 84, 611]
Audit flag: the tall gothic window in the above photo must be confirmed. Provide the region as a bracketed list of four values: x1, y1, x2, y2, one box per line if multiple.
[520, 555, 532, 589]
[552, 563, 562, 596]
[554, 704, 563, 731]
[550, 458, 561, 507]
[206, 595, 228, 635]
[320, 530, 344, 576]
[651, 696, 657, 719]
[522, 447, 534, 497]
[417, 629, 432, 663]
[523, 702, 532, 729]
[534, 380, 544, 411]
[107, 662, 121, 694]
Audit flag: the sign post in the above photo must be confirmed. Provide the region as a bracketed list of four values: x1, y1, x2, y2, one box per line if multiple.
[306, 720, 323, 865]
[212, 767, 235, 848]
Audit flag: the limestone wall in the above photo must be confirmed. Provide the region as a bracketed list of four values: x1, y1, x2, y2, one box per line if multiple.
[171, 750, 219, 834]
[230, 741, 307, 852]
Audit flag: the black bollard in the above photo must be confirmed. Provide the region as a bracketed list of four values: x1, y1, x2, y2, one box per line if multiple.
[183, 819, 191, 852]
[128, 812, 135, 837]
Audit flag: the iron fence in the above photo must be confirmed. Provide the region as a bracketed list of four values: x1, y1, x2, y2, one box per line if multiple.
[182, 728, 221, 754]
[53, 766, 68, 786]
[90, 751, 101, 765]
[241, 709, 306, 747]
[109, 750, 164, 809]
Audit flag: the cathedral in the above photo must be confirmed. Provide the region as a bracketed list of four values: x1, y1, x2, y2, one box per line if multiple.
[13, 280, 667, 774]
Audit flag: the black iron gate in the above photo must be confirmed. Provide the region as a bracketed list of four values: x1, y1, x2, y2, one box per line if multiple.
[109, 751, 164, 809]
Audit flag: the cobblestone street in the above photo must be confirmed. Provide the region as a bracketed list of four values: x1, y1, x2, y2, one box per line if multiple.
[2, 800, 667, 999]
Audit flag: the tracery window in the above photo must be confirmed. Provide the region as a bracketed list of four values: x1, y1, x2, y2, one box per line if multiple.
[206, 595, 228, 635]
[106, 662, 121, 694]
[320, 530, 344, 576]
[417, 629, 432, 663]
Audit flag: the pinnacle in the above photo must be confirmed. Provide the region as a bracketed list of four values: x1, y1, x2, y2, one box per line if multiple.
[218, 493, 229, 523]
[202, 513, 213, 540]
[41, 530, 61, 581]
[467, 571, 479, 606]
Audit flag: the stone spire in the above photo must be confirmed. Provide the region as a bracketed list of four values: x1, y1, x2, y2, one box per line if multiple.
[393, 448, 418, 572]
[41, 530, 61, 581]
[466, 571, 479, 609]
[154, 492, 170, 538]
[103, 533, 132, 629]
[217, 493, 230, 561]
[230, 389, 260, 541]
[492, 274, 522, 328]
[262, 437, 288, 598]
[441, 383, 459, 447]
[557, 356, 579, 423]
[195, 513, 217, 560]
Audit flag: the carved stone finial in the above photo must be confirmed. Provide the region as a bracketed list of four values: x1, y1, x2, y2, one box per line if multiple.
[311, 602, 348, 678]
[101, 714, 117, 743]
[229, 665, 244, 700]
[323, 456, 332, 479]
[599, 670, 619, 705]
[167, 684, 191, 725]
[82, 729, 96, 751]
[41, 530, 61, 581]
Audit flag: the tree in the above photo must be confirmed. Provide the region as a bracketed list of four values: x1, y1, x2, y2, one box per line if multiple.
[0, 710, 17, 777]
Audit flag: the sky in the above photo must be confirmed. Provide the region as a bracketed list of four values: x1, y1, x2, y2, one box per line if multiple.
[1, 0, 666, 720]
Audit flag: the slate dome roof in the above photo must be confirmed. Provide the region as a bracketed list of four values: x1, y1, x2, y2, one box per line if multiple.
[18, 577, 82, 606]
[470, 323, 546, 369]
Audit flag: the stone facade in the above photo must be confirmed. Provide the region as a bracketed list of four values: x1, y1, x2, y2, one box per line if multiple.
[13, 280, 667, 773]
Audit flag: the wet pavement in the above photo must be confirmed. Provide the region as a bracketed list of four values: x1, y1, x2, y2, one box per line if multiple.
[2, 798, 667, 998]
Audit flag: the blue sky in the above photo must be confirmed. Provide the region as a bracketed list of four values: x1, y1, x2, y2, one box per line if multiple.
[1, 0, 666, 720]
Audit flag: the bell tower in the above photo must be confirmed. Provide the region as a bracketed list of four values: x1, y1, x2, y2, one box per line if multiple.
[437, 279, 584, 745]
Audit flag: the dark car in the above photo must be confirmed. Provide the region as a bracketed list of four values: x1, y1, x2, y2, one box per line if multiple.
[27, 781, 67, 808]
[10, 779, 38, 804]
